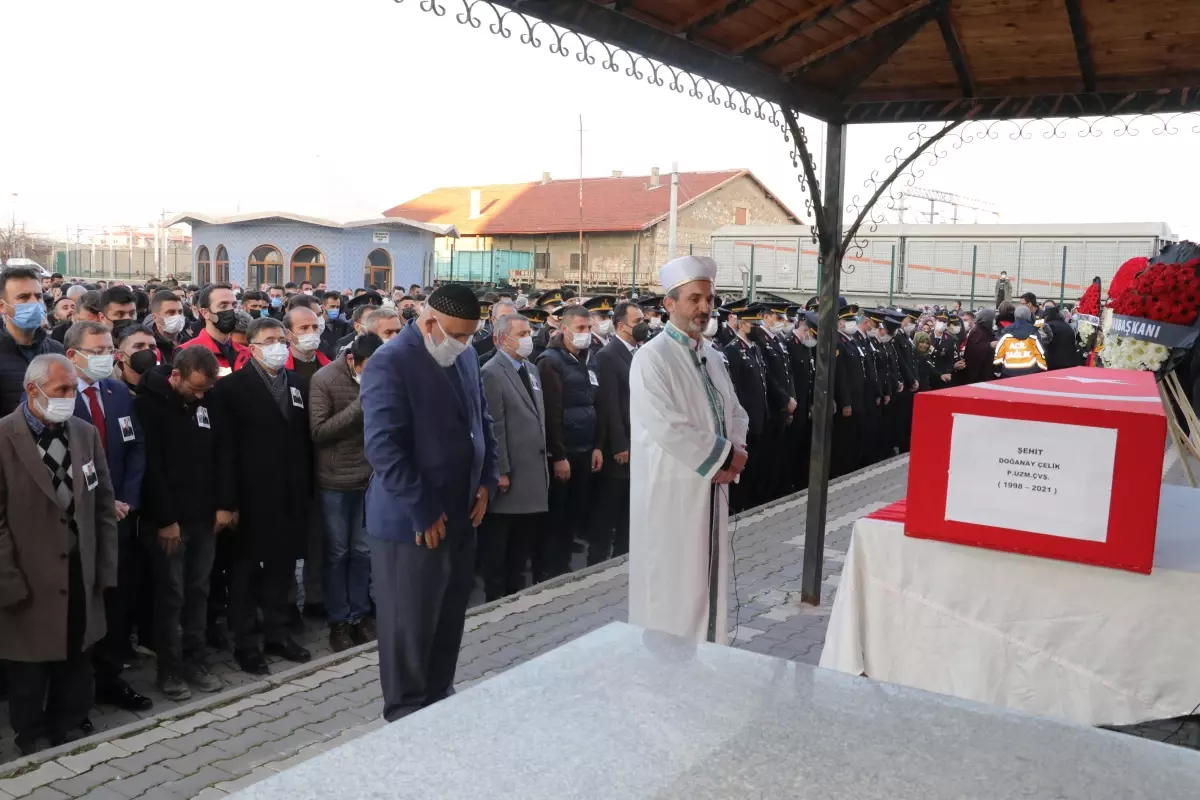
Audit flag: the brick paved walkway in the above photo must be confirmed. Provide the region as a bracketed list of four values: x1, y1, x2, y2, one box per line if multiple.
[0, 451, 1192, 798]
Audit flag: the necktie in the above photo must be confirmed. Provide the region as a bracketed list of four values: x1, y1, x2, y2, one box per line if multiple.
[516, 363, 536, 404]
[85, 386, 107, 452]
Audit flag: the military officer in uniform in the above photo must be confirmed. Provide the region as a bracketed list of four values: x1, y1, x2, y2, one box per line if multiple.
[529, 291, 563, 361]
[861, 309, 894, 464]
[635, 295, 664, 340]
[852, 308, 885, 468]
[833, 299, 866, 477]
[519, 307, 549, 337]
[752, 301, 796, 502]
[583, 295, 616, 358]
[722, 304, 768, 512]
[930, 310, 958, 387]
[784, 309, 817, 492]
[891, 307, 921, 452]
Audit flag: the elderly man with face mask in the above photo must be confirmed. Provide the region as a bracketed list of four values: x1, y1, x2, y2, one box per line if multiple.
[0, 354, 117, 754]
[362, 284, 499, 722]
[628, 256, 748, 644]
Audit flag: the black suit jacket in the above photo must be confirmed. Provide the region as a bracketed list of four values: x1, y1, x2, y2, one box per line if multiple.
[211, 364, 314, 560]
[593, 337, 634, 477]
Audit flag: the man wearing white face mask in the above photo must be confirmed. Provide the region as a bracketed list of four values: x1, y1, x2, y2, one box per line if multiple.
[536, 304, 603, 577]
[64, 321, 152, 714]
[211, 317, 315, 675]
[0, 354, 117, 755]
[584, 295, 617, 357]
[479, 313, 548, 600]
[832, 299, 868, 477]
[784, 311, 818, 492]
[361, 284, 498, 721]
[145, 289, 191, 364]
[280, 307, 330, 382]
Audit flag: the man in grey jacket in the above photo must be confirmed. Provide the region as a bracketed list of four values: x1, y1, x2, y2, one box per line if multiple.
[479, 313, 549, 601]
[995, 271, 1013, 308]
[309, 333, 384, 652]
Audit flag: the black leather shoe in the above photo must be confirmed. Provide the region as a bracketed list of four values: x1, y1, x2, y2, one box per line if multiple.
[235, 648, 271, 675]
[79, 718, 95, 735]
[264, 638, 311, 664]
[98, 685, 154, 712]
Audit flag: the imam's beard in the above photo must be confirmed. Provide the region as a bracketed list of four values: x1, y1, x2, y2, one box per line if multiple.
[679, 313, 708, 336]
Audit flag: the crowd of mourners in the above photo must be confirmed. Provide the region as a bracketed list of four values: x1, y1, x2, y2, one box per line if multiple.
[0, 263, 1084, 755]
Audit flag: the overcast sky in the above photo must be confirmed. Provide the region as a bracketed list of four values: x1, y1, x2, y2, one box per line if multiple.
[5, 0, 1199, 239]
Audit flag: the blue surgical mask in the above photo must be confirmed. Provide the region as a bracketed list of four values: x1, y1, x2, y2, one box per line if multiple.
[269, 296, 283, 308]
[10, 301, 46, 331]
[259, 308, 269, 318]
[327, 309, 340, 321]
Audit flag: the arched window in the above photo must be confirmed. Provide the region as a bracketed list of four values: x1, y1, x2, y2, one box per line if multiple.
[364, 248, 392, 290]
[248, 245, 283, 289]
[291, 246, 326, 286]
[215, 245, 229, 284]
[195, 246, 211, 285]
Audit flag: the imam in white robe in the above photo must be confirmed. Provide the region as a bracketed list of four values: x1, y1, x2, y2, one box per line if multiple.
[628, 322, 748, 644]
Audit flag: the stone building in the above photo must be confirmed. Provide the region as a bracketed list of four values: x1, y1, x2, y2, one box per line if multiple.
[382, 168, 798, 290]
[168, 212, 455, 291]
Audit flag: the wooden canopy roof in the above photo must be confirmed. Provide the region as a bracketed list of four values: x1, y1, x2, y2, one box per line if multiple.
[506, 0, 1200, 123]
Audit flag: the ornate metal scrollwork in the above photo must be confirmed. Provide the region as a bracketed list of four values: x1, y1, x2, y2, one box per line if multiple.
[397, 0, 788, 129]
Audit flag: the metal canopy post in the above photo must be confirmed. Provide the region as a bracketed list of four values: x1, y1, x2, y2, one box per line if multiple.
[801, 120, 847, 606]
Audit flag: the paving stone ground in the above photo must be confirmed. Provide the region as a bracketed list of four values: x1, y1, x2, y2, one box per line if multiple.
[0, 452, 1193, 798]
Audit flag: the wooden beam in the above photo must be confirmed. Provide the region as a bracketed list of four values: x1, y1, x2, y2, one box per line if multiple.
[1064, 0, 1097, 93]
[834, 4, 942, 98]
[673, 0, 758, 36]
[936, 6, 974, 97]
[737, 0, 863, 60]
[782, 0, 934, 76]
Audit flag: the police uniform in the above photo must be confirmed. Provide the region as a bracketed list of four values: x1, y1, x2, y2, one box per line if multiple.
[721, 305, 769, 512]
[832, 300, 866, 478]
[862, 309, 895, 464]
[784, 309, 818, 492]
[583, 295, 616, 359]
[635, 295, 665, 342]
[930, 311, 958, 386]
[890, 308, 921, 452]
[749, 302, 796, 504]
[529, 291, 564, 362]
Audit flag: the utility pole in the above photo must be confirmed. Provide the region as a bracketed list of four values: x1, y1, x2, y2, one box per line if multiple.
[578, 114, 585, 296]
[667, 161, 679, 263]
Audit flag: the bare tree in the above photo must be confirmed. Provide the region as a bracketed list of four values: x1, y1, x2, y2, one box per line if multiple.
[0, 221, 26, 262]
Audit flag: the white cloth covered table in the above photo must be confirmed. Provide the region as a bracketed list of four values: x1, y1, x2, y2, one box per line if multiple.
[820, 484, 1200, 726]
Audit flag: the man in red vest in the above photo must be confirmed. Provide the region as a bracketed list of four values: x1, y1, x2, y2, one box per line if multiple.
[177, 284, 245, 377]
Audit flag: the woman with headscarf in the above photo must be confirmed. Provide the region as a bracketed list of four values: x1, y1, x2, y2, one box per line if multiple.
[914, 332, 938, 391]
[962, 308, 998, 384]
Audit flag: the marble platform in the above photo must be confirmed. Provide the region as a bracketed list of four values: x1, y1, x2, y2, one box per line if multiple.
[230, 622, 1200, 800]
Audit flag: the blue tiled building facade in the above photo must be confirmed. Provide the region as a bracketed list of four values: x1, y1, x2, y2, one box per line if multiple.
[188, 220, 436, 291]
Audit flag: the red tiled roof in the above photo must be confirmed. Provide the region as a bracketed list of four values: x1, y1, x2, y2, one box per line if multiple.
[381, 169, 798, 236]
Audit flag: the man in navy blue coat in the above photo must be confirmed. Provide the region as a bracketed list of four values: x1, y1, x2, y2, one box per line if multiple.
[362, 284, 499, 722]
[64, 321, 152, 714]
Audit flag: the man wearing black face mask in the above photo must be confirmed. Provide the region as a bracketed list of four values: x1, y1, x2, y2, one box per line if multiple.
[176, 284, 246, 377]
[589, 301, 643, 564]
[116, 326, 160, 393]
